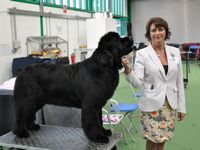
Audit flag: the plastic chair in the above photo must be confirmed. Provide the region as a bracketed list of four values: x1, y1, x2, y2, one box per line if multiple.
[188, 45, 200, 62]
[111, 91, 140, 129]
[107, 85, 141, 144]
[102, 99, 136, 144]
[128, 83, 141, 99]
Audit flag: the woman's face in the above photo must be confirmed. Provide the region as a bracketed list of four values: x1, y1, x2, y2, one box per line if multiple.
[150, 23, 166, 44]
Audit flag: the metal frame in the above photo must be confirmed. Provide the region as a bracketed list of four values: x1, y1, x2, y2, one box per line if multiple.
[11, 0, 127, 17]
[8, 8, 90, 20]
[26, 35, 69, 56]
[10, 0, 130, 40]
[102, 99, 136, 144]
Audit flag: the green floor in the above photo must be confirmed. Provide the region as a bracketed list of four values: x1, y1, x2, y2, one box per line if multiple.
[109, 62, 200, 150]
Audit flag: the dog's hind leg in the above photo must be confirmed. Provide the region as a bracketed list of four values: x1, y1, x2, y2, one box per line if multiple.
[13, 122, 29, 138]
[82, 107, 109, 143]
[13, 105, 30, 138]
[26, 113, 40, 130]
[25, 101, 44, 131]
[13, 100, 42, 137]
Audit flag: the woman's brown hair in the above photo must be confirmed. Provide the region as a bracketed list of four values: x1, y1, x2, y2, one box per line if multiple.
[145, 17, 171, 41]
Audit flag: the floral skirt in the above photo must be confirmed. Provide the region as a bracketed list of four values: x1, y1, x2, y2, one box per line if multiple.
[141, 99, 176, 143]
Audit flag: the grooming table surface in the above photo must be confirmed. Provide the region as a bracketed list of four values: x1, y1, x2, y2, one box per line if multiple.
[0, 125, 121, 150]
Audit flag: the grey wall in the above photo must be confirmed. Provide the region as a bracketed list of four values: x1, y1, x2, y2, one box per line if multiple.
[131, 0, 200, 44]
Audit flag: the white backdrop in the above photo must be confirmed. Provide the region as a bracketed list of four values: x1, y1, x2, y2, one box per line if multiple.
[0, 0, 90, 83]
[131, 0, 200, 44]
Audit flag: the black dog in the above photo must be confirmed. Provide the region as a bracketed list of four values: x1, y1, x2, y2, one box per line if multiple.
[13, 32, 133, 143]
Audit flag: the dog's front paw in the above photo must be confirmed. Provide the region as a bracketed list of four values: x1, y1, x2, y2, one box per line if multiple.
[92, 135, 110, 143]
[111, 145, 117, 150]
[27, 123, 40, 130]
[102, 129, 112, 137]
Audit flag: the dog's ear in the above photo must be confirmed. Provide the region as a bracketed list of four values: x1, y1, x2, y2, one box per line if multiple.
[100, 50, 114, 67]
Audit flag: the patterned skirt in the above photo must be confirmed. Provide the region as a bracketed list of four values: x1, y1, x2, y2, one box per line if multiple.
[141, 99, 176, 143]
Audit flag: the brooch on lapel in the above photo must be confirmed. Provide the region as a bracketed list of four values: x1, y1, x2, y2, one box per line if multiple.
[170, 53, 179, 64]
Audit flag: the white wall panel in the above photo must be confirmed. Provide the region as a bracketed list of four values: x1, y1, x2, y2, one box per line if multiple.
[0, 0, 89, 83]
[67, 20, 79, 56]
[86, 18, 116, 49]
[16, 15, 41, 55]
[131, 0, 200, 44]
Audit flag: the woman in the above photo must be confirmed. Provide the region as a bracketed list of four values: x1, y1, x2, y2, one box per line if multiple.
[122, 17, 186, 150]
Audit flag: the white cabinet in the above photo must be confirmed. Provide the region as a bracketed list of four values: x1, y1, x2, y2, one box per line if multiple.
[86, 18, 117, 49]
[74, 48, 94, 63]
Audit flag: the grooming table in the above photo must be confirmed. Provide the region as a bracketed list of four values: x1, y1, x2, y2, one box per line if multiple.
[0, 78, 81, 136]
[0, 125, 121, 150]
[0, 89, 15, 135]
[0, 89, 13, 95]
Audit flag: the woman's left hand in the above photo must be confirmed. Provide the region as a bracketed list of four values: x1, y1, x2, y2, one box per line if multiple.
[177, 112, 185, 121]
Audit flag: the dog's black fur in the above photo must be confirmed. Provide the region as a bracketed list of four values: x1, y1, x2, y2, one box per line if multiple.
[13, 32, 133, 143]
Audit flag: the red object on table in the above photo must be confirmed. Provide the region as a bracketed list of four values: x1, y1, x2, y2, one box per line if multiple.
[71, 52, 75, 64]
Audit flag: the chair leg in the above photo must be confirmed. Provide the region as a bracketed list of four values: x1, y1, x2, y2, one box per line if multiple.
[120, 122, 128, 144]
[111, 120, 136, 144]
[123, 112, 140, 134]
[121, 121, 136, 143]
[128, 114, 140, 133]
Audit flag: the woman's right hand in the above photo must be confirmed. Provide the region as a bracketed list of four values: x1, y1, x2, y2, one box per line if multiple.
[121, 56, 132, 75]
[121, 56, 129, 67]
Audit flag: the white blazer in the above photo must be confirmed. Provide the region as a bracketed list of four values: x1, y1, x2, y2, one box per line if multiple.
[126, 44, 186, 113]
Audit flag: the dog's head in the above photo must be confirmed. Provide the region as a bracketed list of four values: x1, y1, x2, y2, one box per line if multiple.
[93, 32, 133, 69]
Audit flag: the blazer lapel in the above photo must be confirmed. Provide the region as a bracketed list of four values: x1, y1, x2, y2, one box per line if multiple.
[147, 45, 167, 80]
[165, 46, 173, 79]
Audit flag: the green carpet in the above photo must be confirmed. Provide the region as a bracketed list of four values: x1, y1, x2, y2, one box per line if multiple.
[110, 62, 200, 150]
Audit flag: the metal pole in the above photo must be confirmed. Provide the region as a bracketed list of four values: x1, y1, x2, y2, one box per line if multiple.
[10, 13, 18, 53]
[127, 0, 132, 22]
[39, 0, 45, 124]
[40, 0, 44, 37]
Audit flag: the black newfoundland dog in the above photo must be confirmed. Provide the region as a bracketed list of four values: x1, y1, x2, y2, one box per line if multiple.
[13, 32, 133, 143]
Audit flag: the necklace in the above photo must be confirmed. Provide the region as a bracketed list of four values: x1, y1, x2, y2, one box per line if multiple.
[155, 51, 161, 57]
[155, 48, 165, 58]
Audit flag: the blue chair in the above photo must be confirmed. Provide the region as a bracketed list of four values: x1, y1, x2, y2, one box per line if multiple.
[128, 83, 141, 99]
[133, 92, 141, 99]
[110, 103, 138, 113]
[110, 102, 139, 130]
[188, 45, 200, 62]
[102, 99, 136, 144]
[109, 91, 140, 144]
